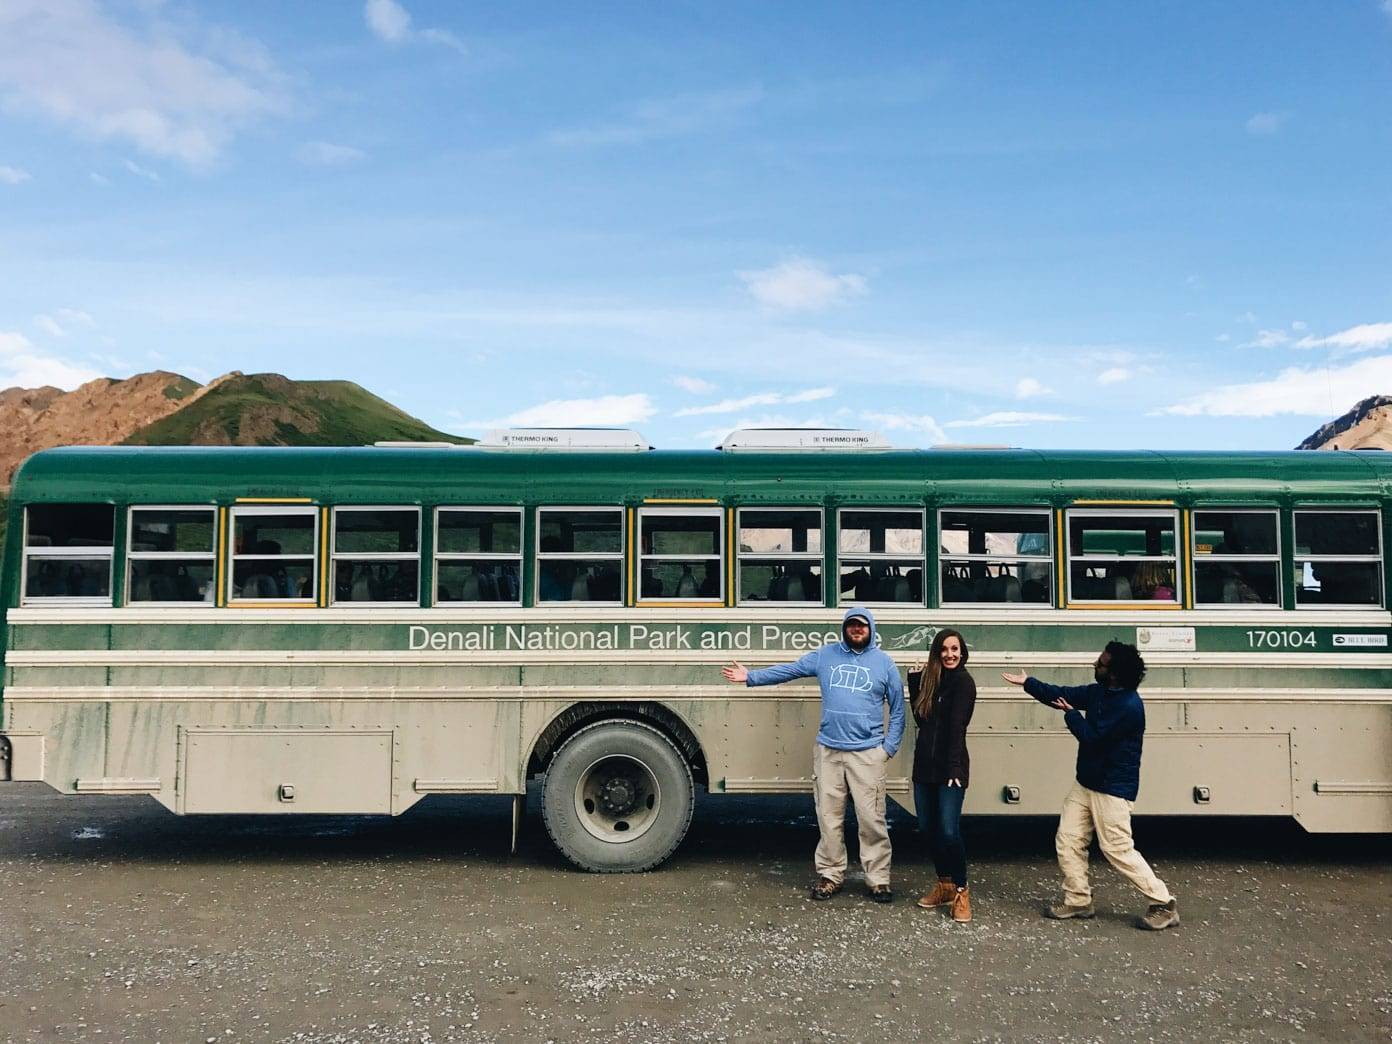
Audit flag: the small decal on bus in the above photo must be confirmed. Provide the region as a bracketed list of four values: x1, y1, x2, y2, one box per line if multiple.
[1332, 633, 1389, 648]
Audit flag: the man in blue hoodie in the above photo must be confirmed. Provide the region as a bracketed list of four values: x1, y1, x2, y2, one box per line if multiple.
[722, 607, 906, 902]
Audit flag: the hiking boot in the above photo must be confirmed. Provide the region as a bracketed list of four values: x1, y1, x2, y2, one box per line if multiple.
[868, 884, 894, 904]
[810, 877, 842, 901]
[950, 886, 972, 923]
[1138, 898, 1179, 931]
[1043, 901, 1095, 920]
[916, 878, 956, 909]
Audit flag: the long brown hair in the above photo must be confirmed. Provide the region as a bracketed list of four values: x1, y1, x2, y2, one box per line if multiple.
[912, 628, 968, 718]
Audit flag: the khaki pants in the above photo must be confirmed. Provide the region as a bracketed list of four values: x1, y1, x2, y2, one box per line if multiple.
[1056, 781, 1173, 906]
[812, 743, 892, 887]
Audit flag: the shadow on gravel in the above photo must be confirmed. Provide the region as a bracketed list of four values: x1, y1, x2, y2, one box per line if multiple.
[4, 782, 1391, 870]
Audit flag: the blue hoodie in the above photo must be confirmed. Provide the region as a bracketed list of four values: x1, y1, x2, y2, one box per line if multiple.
[745, 606, 907, 756]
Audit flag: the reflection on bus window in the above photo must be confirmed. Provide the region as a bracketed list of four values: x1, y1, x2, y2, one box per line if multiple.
[230, 508, 317, 602]
[23, 503, 115, 602]
[839, 509, 923, 604]
[738, 508, 823, 604]
[940, 509, 1051, 605]
[1193, 510, 1281, 607]
[436, 508, 522, 604]
[1067, 510, 1177, 603]
[332, 508, 419, 604]
[639, 508, 722, 601]
[537, 508, 623, 604]
[128, 507, 217, 603]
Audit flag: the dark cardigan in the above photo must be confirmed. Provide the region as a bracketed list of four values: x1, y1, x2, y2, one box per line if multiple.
[908, 667, 977, 787]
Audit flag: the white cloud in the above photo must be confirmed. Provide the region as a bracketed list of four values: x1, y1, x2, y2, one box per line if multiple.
[1014, 376, 1050, 399]
[1160, 354, 1392, 417]
[672, 375, 716, 395]
[548, 87, 764, 148]
[297, 141, 366, 166]
[0, 330, 102, 389]
[1242, 328, 1290, 349]
[124, 158, 160, 182]
[1097, 367, 1131, 385]
[1245, 111, 1286, 136]
[33, 309, 94, 338]
[1294, 322, 1392, 353]
[739, 258, 868, 313]
[1291, 320, 1308, 331]
[466, 393, 656, 430]
[364, 0, 464, 52]
[0, 0, 288, 167]
[944, 411, 1075, 429]
[89, 171, 109, 185]
[0, 164, 31, 184]
[675, 387, 834, 417]
[1215, 334, 1231, 343]
[861, 411, 946, 444]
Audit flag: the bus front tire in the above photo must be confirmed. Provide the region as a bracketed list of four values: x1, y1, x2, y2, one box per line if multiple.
[541, 720, 694, 873]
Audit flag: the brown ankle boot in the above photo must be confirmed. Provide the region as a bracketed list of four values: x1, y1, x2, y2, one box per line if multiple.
[951, 886, 972, 923]
[916, 878, 955, 909]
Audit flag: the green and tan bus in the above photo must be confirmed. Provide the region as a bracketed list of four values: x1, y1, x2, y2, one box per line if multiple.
[1, 428, 1388, 871]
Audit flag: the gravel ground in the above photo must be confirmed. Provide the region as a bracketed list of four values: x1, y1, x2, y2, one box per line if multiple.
[0, 783, 1389, 1043]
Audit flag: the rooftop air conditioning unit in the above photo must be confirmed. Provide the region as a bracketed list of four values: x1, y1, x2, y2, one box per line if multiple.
[718, 428, 890, 452]
[479, 428, 651, 451]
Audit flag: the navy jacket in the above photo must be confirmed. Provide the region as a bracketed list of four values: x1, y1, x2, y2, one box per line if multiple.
[1024, 677, 1145, 800]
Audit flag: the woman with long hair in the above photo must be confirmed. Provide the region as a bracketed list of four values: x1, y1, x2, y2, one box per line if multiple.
[909, 627, 977, 922]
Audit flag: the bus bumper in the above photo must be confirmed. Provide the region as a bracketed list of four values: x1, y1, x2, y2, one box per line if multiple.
[0, 732, 44, 782]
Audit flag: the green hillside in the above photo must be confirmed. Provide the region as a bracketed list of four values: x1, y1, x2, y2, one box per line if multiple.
[124, 373, 473, 448]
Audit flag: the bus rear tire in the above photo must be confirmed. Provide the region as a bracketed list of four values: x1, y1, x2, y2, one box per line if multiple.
[541, 720, 694, 873]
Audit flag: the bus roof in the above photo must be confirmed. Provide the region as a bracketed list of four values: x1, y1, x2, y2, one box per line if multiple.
[10, 444, 1389, 505]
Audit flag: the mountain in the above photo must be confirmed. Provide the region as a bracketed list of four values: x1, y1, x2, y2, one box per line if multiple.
[1296, 395, 1392, 450]
[0, 370, 471, 485]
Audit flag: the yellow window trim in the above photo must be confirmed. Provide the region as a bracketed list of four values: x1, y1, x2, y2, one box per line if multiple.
[226, 601, 321, 609]
[626, 507, 636, 607]
[1054, 508, 1065, 607]
[643, 497, 720, 504]
[1070, 499, 1175, 506]
[234, 497, 314, 504]
[1181, 509, 1193, 610]
[215, 507, 228, 608]
[1064, 601, 1183, 610]
[637, 600, 725, 609]
[726, 507, 735, 607]
[318, 507, 329, 608]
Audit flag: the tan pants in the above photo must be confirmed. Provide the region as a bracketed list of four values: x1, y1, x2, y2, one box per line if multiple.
[1056, 781, 1173, 906]
[812, 743, 892, 887]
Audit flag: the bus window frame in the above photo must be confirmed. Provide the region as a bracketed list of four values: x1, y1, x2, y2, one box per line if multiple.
[1190, 507, 1282, 610]
[836, 506, 926, 607]
[1065, 506, 1182, 607]
[227, 504, 320, 606]
[125, 504, 217, 607]
[20, 502, 116, 607]
[636, 505, 724, 605]
[1292, 507, 1384, 610]
[329, 505, 422, 607]
[937, 506, 1054, 609]
[736, 505, 826, 608]
[535, 505, 625, 607]
[433, 505, 523, 607]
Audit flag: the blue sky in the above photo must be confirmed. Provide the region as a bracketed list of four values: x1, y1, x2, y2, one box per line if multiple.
[1, 1, 1390, 450]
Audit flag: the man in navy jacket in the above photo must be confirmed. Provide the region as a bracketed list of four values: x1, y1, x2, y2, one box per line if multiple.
[1003, 640, 1179, 931]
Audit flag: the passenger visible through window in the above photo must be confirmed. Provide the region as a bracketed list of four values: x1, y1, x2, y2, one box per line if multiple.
[1067, 510, 1178, 603]
[638, 508, 722, 601]
[1192, 510, 1280, 607]
[332, 508, 419, 604]
[738, 508, 823, 604]
[230, 508, 317, 602]
[537, 508, 623, 603]
[128, 507, 216, 603]
[435, 508, 522, 604]
[23, 503, 115, 601]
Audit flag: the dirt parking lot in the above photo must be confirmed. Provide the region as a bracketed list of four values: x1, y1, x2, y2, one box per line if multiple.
[0, 783, 1388, 1043]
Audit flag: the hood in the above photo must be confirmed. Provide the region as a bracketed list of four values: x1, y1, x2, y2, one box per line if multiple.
[841, 605, 877, 652]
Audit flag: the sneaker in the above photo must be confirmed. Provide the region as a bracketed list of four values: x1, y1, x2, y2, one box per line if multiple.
[916, 878, 956, 909]
[810, 877, 842, 901]
[950, 886, 972, 923]
[1138, 899, 1179, 931]
[1043, 901, 1095, 920]
[868, 884, 894, 904]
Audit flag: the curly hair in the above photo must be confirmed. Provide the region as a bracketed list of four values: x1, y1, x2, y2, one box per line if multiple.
[1103, 640, 1147, 689]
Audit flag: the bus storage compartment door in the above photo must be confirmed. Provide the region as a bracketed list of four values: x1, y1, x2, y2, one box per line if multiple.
[0, 732, 45, 782]
[179, 729, 395, 814]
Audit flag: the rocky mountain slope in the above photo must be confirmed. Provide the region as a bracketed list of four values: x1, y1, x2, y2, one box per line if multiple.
[0, 370, 470, 485]
[1296, 395, 1392, 450]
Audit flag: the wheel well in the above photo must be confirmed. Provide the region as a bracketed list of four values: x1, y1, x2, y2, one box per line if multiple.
[527, 702, 709, 786]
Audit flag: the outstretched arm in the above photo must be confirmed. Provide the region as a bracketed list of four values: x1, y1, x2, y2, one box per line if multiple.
[883, 669, 906, 757]
[742, 650, 821, 687]
[1064, 698, 1143, 745]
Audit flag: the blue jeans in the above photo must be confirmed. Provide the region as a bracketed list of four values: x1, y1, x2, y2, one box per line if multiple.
[915, 781, 967, 887]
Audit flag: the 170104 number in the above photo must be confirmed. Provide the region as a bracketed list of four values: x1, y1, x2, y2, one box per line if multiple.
[1246, 629, 1316, 649]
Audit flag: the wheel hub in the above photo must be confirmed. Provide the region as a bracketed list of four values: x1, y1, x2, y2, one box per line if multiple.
[598, 776, 639, 815]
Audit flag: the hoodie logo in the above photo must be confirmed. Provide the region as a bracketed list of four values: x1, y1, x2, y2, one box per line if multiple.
[828, 663, 873, 692]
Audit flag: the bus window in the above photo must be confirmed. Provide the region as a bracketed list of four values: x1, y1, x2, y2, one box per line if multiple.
[537, 508, 623, 604]
[939, 509, 1051, 605]
[229, 507, 318, 603]
[737, 508, 823, 604]
[1192, 510, 1281, 607]
[1066, 509, 1178, 604]
[435, 508, 522, 604]
[1294, 510, 1383, 608]
[22, 503, 114, 603]
[838, 508, 923, 604]
[128, 507, 216, 603]
[332, 507, 420, 605]
[638, 508, 722, 601]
